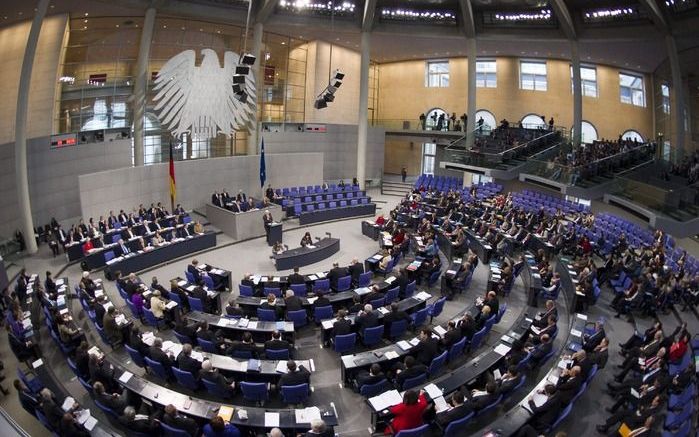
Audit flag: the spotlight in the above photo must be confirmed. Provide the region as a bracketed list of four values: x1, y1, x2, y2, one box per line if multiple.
[314, 98, 327, 109]
[333, 69, 345, 80]
[235, 65, 250, 75]
[240, 53, 256, 66]
[235, 91, 248, 103]
[232, 83, 243, 93]
[323, 93, 335, 103]
[330, 78, 343, 89]
[233, 75, 246, 84]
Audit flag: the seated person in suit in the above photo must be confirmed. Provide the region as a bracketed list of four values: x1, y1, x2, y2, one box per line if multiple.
[193, 221, 204, 234]
[278, 360, 311, 387]
[151, 231, 165, 246]
[174, 319, 198, 344]
[533, 300, 557, 328]
[162, 404, 198, 436]
[287, 267, 306, 285]
[303, 418, 334, 437]
[348, 295, 363, 314]
[116, 238, 133, 256]
[413, 328, 439, 366]
[496, 365, 522, 394]
[148, 337, 176, 371]
[466, 381, 498, 411]
[332, 309, 352, 337]
[199, 359, 235, 397]
[355, 304, 380, 333]
[225, 299, 244, 317]
[149, 290, 172, 323]
[14, 379, 39, 416]
[118, 406, 160, 434]
[362, 285, 384, 305]
[355, 363, 387, 391]
[177, 343, 202, 375]
[284, 289, 303, 312]
[300, 232, 313, 247]
[527, 334, 553, 366]
[458, 313, 477, 341]
[93, 381, 128, 414]
[555, 365, 582, 405]
[474, 305, 492, 331]
[328, 262, 349, 290]
[312, 290, 331, 309]
[435, 389, 474, 427]
[348, 258, 364, 286]
[441, 320, 463, 350]
[189, 283, 215, 313]
[187, 259, 204, 285]
[394, 356, 428, 389]
[151, 276, 169, 296]
[265, 331, 292, 353]
[383, 302, 412, 332]
[514, 384, 561, 436]
[59, 412, 90, 437]
[226, 332, 259, 358]
[272, 241, 285, 255]
[261, 293, 283, 320]
[196, 321, 226, 353]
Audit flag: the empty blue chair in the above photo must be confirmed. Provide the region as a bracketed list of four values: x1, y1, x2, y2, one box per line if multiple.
[448, 337, 467, 362]
[94, 398, 120, 419]
[395, 424, 429, 437]
[476, 394, 502, 416]
[173, 331, 192, 347]
[548, 403, 573, 431]
[266, 348, 290, 360]
[484, 314, 497, 333]
[359, 378, 390, 398]
[240, 381, 269, 404]
[427, 270, 441, 287]
[104, 251, 116, 263]
[427, 297, 446, 322]
[428, 351, 448, 376]
[370, 297, 385, 309]
[669, 383, 695, 411]
[336, 276, 352, 291]
[125, 344, 147, 367]
[78, 376, 93, 392]
[405, 281, 416, 298]
[143, 307, 167, 330]
[257, 308, 276, 321]
[314, 305, 333, 323]
[385, 287, 400, 304]
[203, 275, 215, 290]
[362, 325, 384, 347]
[168, 292, 183, 307]
[144, 356, 171, 380]
[290, 283, 307, 297]
[281, 383, 310, 404]
[172, 367, 199, 391]
[411, 308, 428, 328]
[444, 412, 474, 436]
[188, 296, 204, 312]
[317, 202, 326, 209]
[239, 284, 254, 297]
[402, 372, 427, 390]
[161, 421, 197, 437]
[197, 338, 216, 353]
[315, 279, 330, 292]
[287, 309, 308, 329]
[333, 333, 356, 353]
[358, 272, 372, 287]
[389, 319, 408, 339]
[469, 327, 487, 351]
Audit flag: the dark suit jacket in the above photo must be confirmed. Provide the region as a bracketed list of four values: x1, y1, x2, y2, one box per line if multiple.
[328, 267, 349, 289]
[163, 412, 198, 436]
[149, 346, 175, 369]
[556, 374, 582, 404]
[288, 273, 306, 284]
[529, 394, 562, 432]
[279, 366, 310, 387]
[333, 319, 353, 336]
[285, 296, 304, 312]
[442, 329, 463, 350]
[187, 265, 202, 284]
[499, 374, 522, 393]
[349, 263, 364, 283]
[265, 339, 291, 352]
[356, 311, 380, 332]
[395, 364, 427, 389]
[414, 337, 439, 366]
[177, 353, 202, 375]
[469, 391, 498, 410]
[530, 341, 553, 363]
[436, 403, 474, 427]
[383, 310, 411, 329]
[362, 291, 384, 305]
[118, 415, 159, 433]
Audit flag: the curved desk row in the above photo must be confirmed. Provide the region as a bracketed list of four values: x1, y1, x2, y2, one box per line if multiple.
[186, 311, 296, 344]
[298, 203, 376, 225]
[273, 238, 340, 271]
[104, 232, 217, 279]
[555, 255, 582, 314]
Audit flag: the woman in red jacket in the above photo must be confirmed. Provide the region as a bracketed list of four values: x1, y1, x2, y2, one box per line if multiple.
[386, 390, 428, 435]
[668, 332, 690, 363]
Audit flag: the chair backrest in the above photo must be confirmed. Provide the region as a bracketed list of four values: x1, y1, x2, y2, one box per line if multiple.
[144, 356, 170, 380]
[265, 348, 290, 360]
[484, 314, 497, 332]
[427, 270, 441, 287]
[370, 297, 385, 309]
[448, 337, 467, 361]
[94, 398, 119, 418]
[411, 308, 428, 328]
[405, 280, 417, 297]
[197, 338, 216, 353]
[551, 403, 573, 429]
[184, 271, 196, 283]
[290, 283, 307, 297]
[395, 424, 430, 437]
[334, 333, 356, 353]
[239, 284, 254, 297]
[125, 344, 146, 367]
[143, 307, 160, 326]
[257, 308, 277, 321]
[359, 378, 390, 397]
[203, 275, 214, 289]
[314, 305, 333, 322]
[280, 383, 310, 404]
[389, 319, 408, 339]
[172, 367, 199, 391]
[495, 303, 507, 324]
[104, 251, 115, 263]
[476, 394, 502, 416]
[444, 412, 475, 437]
[336, 276, 352, 291]
[173, 330, 191, 345]
[287, 309, 308, 328]
[362, 325, 384, 346]
[161, 421, 195, 437]
[429, 297, 447, 318]
[402, 372, 427, 390]
[358, 272, 372, 287]
[264, 287, 282, 297]
[470, 327, 487, 351]
[315, 279, 330, 291]
[240, 381, 269, 402]
[428, 351, 448, 375]
[188, 296, 204, 312]
[385, 287, 400, 304]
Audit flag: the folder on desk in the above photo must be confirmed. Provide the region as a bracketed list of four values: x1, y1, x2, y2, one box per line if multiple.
[265, 412, 280, 427]
[248, 359, 261, 372]
[218, 406, 234, 422]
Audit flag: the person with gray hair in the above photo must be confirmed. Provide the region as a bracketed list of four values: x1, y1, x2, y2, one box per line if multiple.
[148, 337, 175, 372]
[269, 427, 285, 437]
[348, 257, 365, 286]
[177, 343, 202, 375]
[356, 303, 379, 333]
[199, 359, 236, 397]
[303, 418, 332, 436]
[284, 288, 303, 313]
[118, 405, 160, 433]
[40, 388, 72, 429]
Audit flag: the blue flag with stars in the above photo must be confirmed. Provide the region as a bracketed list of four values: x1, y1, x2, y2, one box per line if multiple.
[259, 137, 266, 188]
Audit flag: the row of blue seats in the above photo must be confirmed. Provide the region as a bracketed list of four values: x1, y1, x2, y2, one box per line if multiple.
[280, 184, 360, 197]
[282, 190, 365, 206]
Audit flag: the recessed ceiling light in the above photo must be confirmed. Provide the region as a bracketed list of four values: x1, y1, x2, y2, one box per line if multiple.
[18, 11, 23, 15]
[115, 24, 119, 28]
[84, 12, 88, 16]
[281, 41, 286, 45]
[50, 4, 54, 8]
[163, 25, 167, 28]
[84, 19, 88, 23]
[216, 30, 221, 34]
[199, 28, 203, 31]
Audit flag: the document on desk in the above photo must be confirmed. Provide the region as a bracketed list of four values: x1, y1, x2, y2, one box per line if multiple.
[178, 280, 187, 287]
[369, 390, 403, 411]
[493, 344, 512, 356]
[397, 340, 412, 351]
[56, 278, 65, 286]
[306, 297, 318, 304]
[415, 291, 432, 301]
[570, 328, 582, 337]
[265, 412, 280, 427]
[248, 321, 258, 330]
[372, 254, 383, 260]
[276, 360, 288, 373]
[321, 319, 334, 330]
[433, 325, 447, 337]
[576, 313, 588, 321]
[378, 307, 389, 315]
[62, 396, 76, 412]
[308, 274, 318, 281]
[76, 409, 91, 424]
[434, 396, 449, 413]
[384, 351, 399, 360]
[316, 272, 326, 278]
[115, 314, 127, 325]
[119, 371, 133, 383]
[295, 406, 321, 424]
[84, 416, 98, 431]
[238, 318, 249, 328]
[306, 245, 316, 249]
[409, 337, 420, 346]
[272, 277, 281, 282]
[532, 393, 548, 408]
[385, 276, 396, 284]
[218, 406, 234, 422]
[424, 383, 443, 399]
[558, 359, 573, 370]
[354, 287, 370, 296]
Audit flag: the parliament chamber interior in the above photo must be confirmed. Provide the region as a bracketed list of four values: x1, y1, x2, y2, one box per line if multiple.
[1, 0, 699, 436]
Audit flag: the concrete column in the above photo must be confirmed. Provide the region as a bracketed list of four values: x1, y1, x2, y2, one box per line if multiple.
[465, 38, 477, 147]
[571, 41, 583, 147]
[247, 22, 264, 156]
[356, 31, 371, 189]
[14, 0, 49, 254]
[666, 35, 685, 160]
[132, 7, 156, 167]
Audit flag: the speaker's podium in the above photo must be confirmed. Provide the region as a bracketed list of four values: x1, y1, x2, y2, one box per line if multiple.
[267, 222, 283, 246]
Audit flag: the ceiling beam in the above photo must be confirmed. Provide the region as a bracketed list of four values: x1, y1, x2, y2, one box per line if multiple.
[457, 0, 476, 38]
[639, 0, 669, 33]
[549, 0, 576, 40]
[362, 0, 377, 32]
[256, 0, 278, 24]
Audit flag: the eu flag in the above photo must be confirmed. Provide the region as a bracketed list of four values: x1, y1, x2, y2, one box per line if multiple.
[259, 138, 266, 188]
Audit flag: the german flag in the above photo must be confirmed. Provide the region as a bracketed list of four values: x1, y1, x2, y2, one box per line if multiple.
[169, 140, 176, 212]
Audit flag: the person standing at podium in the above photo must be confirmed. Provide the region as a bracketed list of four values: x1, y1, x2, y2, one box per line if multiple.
[263, 210, 274, 238]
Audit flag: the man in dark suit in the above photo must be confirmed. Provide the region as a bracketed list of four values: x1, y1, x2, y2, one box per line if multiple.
[484, 291, 499, 316]
[14, 379, 39, 416]
[362, 285, 384, 305]
[118, 406, 160, 433]
[383, 302, 411, 332]
[88, 354, 117, 392]
[116, 239, 131, 256]
[265, 331, 292, 353]
[394, 356, 427, 389]
[348, 258, 364, 286]
[288, 267, 306, 285]
[199, 359, 236, 397]
[356, 363, 386, 390]
[533, 300, 557, 329]
[226, 332, 259, 358]
[187, 259, 203, 285]
[284, 289, 303, 312]
[395, 269, 410, 298]
[211, 192, 222, 207]
[149, 337, 176, 372]
[312, 291, 331, 309]
[582, 320, 606, 352]
[190, 284, 215, 313]
[332, 310, 353, 336]
[355, 304, 380, 333]
[519, 384, 561, 435]
[93, 296, 108, 328]
[555, 366, 582, 405]
[528, 334, 552, 366]
[436, 390, 474, 427]
[278, 360, 311, 387]
[497, 366, 522, 394]
[458, 313, 477, 341]
[177, 343, 202, 375]
[328, 262, 349, 290]
[93, 381, 128, 414]
[163, 404, 198, 436]
[413, 327, 439, 366]
[441, 320, 463, 350]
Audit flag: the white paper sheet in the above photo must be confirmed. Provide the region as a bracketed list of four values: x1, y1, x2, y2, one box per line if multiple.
[493, 344, 512, 356]
[368, 390, 403, 411]
[424, 383, 443, 399]
[119, 371, 133, 383]
[61, 397, 76, 412]
[265, 412, 280, 427]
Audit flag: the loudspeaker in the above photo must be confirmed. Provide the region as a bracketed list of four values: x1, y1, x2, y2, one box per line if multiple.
[235, 91, 248, 103]
[233, 75, 246, 84]
[232, 83, 243, 94]
[235, 65, 250, 75]
[323, 93, 335, 103]
[330, 79, 342, 89]
[333, 69, 345, 80]
[240, 53, 256, 65]
[314, 98, 327, 109]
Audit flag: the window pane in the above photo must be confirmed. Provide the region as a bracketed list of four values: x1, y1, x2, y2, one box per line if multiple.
[580, 67, 596, 81]
[534, 76, 547, 91]
[440, 75, 449, 87]
[486, 75, 497, 88]
[424, 143, 436, 155]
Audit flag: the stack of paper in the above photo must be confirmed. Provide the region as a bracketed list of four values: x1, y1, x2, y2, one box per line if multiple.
[409, 338, 420, 346]
[368, 390, 403, 411]
[493, 344, 512, 356]
[61, 397, 76, 412]
[295, 406, 321, 424]
[119, 371, 133, 383]
[415, 291, 431, 301]
[433, 326, 447, 337]
[424, 383, 443, 399]
[532, 393, 548, 408]
[397, 341, 411, 351]
[433, 396, 449, 413]
[276, 361, 288, 373]
[384, 351, 399, 360]
[218, 406, 234, 422]
[265, 412, 280, 427]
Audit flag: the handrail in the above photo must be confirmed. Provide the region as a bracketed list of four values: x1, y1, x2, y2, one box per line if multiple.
[532, 142, 653, 170]
[528, 140, 567, 160]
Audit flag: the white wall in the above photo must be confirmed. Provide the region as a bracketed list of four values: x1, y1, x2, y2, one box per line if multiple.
[262, 124, 385, 182]
[78, 153, 324, 220]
